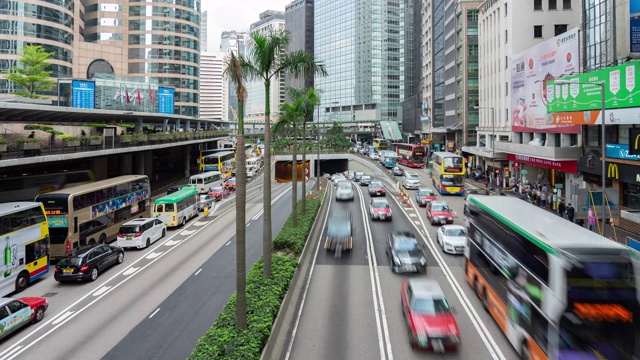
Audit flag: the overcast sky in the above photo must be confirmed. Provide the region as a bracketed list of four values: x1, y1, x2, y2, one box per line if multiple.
[204, 0, 293, 52]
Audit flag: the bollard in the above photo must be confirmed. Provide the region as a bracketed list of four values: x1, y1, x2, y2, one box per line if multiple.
[309, 191, 313, 199]
[406, 200, 411, 208]
[204, 206, 209, 217]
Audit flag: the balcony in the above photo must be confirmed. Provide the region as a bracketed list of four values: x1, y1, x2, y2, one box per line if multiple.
[493, 142, 582, 160]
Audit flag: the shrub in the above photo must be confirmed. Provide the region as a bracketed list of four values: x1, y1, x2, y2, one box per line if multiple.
[87, 135, 104, 141]
[61, 134, 80, 141]
[81, 123, 107, 128]
[189, 254, 298, 360]
[24, 124, 64, 136]
[273, 196, 322, 257]
[18, 137, 39, 143]
[0, 135, 6, 144]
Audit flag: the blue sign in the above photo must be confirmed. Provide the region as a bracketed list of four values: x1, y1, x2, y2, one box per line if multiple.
[630, 238, 640, 253]
[72, 80, 95, 109]
[632, 2, 640, 53]
[605, 143, 640, 161]
[158, 87, 175, 114]
[204, 165, 218, 171]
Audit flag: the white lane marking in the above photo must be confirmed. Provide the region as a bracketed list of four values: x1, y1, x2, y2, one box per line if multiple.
[180, 229, 195, 236]
[225, 241, 231, 246]
[92, 286, 111, 297]
[285, 185, 334, 360]
[408, 213, 417, 217]
[194, 269, 202, 276]
[392, 195, 506, 360]
[51, 311, 74, 326]
[414, 221, 421, 225]
[193, 221, 208, 227]
[164, 240, 181, 246]
[253, 185, 294, 221]
[149, 308, 161, 318]
[122, 267, 139, 276]
[354, 185, 393, 360]
[0, 347, 21, 360]
[145, 251, 163, 260]
[246, 223, 250, 227]
[252, 211, 262, 221]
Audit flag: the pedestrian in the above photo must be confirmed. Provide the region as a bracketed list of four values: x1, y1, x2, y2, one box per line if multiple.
[552, 190, 558, 210]
[540, 191, 547, 208]
[566, 203, 575, 223]
[28, 131, 35, 139]
[558, 201, 566, 218]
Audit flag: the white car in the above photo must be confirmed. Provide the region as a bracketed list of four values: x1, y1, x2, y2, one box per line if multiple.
[436, 225, 467, 255]
[335, 181, 354, 201]
[402, 171, 421, 189]
[117, 218, 166, 249]
[370, 153, 380, 161]
[198, 194, 215, 211]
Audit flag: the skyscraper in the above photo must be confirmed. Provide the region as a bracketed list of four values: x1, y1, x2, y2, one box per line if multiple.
[421, 0, 446, 150]
[220, 31, 249, 122]
[200, 52, 227, 121]
[201, 11, 208, 52]
[285, 0, 315, 91]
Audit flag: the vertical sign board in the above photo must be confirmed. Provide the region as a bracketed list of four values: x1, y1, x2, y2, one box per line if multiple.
[72, 80, 95, 109]
[158, 87, 175, 115]
[631, 1, 640, 54]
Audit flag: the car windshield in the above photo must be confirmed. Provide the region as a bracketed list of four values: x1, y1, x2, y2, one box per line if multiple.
[445, 228, 466, 236]
[210, 187, 224, 192]
[337, 182, 351, 189]
[394, 239, 419, 251]
[407, 174, 419, 180]
[373, 201, 389, 208]
[411, 297, 451, 314]
[362, 176, 371, 181]
[227, 179, 235, 184]
[431, 204, 449, 212]
[58, 257, 83, 267]
[418, 190, 433, 196]
[119, 226, 139, 234]
[355, 172, 364, 176]
[370, 181, 383, 187]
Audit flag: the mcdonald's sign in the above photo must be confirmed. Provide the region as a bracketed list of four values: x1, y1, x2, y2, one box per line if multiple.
[608, 163, 620, 179]
[630, 128, 640, 156]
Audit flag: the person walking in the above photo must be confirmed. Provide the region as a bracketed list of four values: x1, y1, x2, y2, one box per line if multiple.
[566, 203, 575, 223]
[558, 201, 566, 218]
[540, 191, 547, 208]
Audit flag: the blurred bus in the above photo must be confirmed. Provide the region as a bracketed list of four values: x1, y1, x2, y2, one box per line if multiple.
[0, 170, 94, 203]
[202, 151, 235, 178]
[395, 143, 426, 168]
[188, 171, 223, 194]
[372, 138, 390, 152]
[153, 187, 198, 228]
[35, 175, 150, 260]
[431, 151, 465, 195]
[464, 195, 639, 360]
[0, 202, 49, 295]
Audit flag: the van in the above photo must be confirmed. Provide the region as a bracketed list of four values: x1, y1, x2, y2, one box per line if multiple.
[116, 218, 166, 249]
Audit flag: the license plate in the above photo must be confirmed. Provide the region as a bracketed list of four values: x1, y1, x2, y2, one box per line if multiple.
[126, 236, 132, 240]
[380, 215, 386, 219]
[432, 339, 444, 353]
[404, 265, 416, 272]
[440, 219, 446, 224]
[63, 268, 74, 273]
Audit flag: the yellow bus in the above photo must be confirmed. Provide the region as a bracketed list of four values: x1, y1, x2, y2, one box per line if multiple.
[35, 175, 151, 259]
[431, 151, 465, 195]
[202, 151, 235, 179]
[153, 187, 199, 227]
[372, 138, 390, 153]
[0, 202, 49, 295]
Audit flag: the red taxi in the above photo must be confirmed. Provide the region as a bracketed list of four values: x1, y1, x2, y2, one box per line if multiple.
[426, 201, 454, 225]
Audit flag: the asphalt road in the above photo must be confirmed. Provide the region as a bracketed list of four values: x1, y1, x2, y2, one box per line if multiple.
[285, 159, 519, 360]
[0, 172, 309, 360]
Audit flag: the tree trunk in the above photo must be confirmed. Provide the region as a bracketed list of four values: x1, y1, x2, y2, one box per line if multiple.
[291, 124, 298, 227]
[301, 121, 307, 214]
[263, 80, 272, 279]
[235, 107, 247, 329]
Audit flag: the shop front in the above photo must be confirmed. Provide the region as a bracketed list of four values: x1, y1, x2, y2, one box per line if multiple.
[507, 154, 578, 200]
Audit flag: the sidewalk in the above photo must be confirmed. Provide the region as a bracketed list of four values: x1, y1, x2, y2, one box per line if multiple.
[463, 179, 638, 244]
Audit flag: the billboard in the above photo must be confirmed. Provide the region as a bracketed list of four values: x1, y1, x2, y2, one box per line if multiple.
[510, 27, 580, 131]
[550, 105, 640, 125]
[631, 1, 640, 54]
[72, 80, 95, 109]
[547, 62, 640, 112]
[158, 87, 175, 114]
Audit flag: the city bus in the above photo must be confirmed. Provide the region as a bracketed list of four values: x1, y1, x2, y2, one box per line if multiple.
[372, 138, 390, 152]
[0, 170, 94, 203]
[395, 143, 426, 168]
[188, 171, 223, 194]
[431, 151, 465, 195]
[35, 175, 150, 260]
[464, 195, 639, 360]
[246, 157, 263, 179]
[153, 187, 199, 228]
[0, 202, 49, 296]
[197, 149, 229, 172]
[202, 151, 235, 179]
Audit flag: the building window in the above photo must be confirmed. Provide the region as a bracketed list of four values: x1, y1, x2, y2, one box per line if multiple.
[623, 183, 640, 210]
[554, 24, 568, 36]
[534, 0, 542, 10]
[570, 134, 578, 146]
[549, 0, 557, 10]
[505, 56, 509, 68]
[505, 3, 508, 16]
[505, 29, 508, 43]
[505, 82, 509, 95]
[586, 125, 600, 146]
[618, 124, 631, 145]
[534, 25, 543, 38]
[563, 0, 571, 9]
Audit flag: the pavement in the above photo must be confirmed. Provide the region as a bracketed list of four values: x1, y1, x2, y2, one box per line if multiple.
[464, 178, 639, 244]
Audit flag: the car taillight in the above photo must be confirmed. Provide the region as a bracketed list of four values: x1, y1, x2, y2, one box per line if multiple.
[80, 264, 89, 272]
[117, 233, 123, 238]
[65, 239, 71, 254]
[135, 232, 142, 237]
[172, 216, 176, 221]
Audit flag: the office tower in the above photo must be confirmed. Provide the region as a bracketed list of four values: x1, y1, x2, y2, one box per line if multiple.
[401, 0, 422, 142]
[201, 11, 208, 52]
[285, 0, 314, 91]
[421, 0, 445, 150]
[200, 52, 227, 120]
[220, 31, 249, 121]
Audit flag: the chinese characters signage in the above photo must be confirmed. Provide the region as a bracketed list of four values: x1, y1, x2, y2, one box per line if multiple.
[72, 80, 95, 109]
[507, 154, 577, 173]
[158, 87, 175, 115]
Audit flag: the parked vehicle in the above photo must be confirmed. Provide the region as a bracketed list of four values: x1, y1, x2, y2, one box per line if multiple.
[0, 297, 48, 340]
[54, 244, 124, 282]
[386, 231, 427, 273]
[116, 218, 166, 249]
[436, 225, 467, 255]
[426, 201, 454, 225]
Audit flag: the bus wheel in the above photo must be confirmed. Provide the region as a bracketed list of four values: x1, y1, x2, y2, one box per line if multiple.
[88, 239, 96, 246]
[181, 217, 186, 227]
[15, 272, 29, 293]
[99, 234, 107, 244]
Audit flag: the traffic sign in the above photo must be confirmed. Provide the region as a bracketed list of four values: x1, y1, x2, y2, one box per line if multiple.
[521, 170, 528, 175]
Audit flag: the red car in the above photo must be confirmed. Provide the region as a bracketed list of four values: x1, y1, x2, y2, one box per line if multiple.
[209, 186, 230, 201]
[401, 279, 460, 352]
[0, 297, 48, 339]
[426, 201, 454, 225]
[368, 181, 386, 196]
[369, 198, 392, 221]
[415, 187, 437, 207]
[224, 178, 236, 191]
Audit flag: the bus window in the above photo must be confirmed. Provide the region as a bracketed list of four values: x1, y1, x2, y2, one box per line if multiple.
[156, 204, 164, 213]
[25, 238, 49, 263]
[29, 208, 46, 224]
[10, 212, 29, 231]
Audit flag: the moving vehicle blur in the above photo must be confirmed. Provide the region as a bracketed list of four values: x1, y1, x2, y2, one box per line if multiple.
[335, 181, 354, 201]
[54, 244, 124, 282]
[386, 231, 427, 273]
[436, 225, 466, 255]
[324, 211, 353, 258]
[415, 187, 437, 206]
[368, 181, 386, 196]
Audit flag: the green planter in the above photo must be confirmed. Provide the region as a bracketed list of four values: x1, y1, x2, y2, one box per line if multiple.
[89, 139, 103, 146]
[19, 142, 40, 151]
[65, 140, 81, 147]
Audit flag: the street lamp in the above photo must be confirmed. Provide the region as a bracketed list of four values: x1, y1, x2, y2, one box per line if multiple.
[474, 106, 496, 191]
[556, 79, 606, 233]
[316, 102, 321, 191]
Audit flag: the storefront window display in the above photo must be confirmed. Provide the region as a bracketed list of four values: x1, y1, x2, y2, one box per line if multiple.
[622, 183, 640, 210]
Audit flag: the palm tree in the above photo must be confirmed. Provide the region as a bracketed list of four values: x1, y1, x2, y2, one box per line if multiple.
[286, 87, 322, 214]
[273, 98, 304, 227]
[240, 27, 326, 278]
[223, 52, 248, 329]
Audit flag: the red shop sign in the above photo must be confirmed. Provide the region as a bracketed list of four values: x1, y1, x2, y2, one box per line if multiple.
[507, 154, 577, 174]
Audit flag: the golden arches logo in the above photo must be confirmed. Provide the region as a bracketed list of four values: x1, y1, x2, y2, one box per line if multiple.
[634, 133, 640, 151]
[607, 163, 619, 179]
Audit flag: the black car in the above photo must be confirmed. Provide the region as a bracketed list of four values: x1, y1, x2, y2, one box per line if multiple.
[54, 244, 124, 282]
[360, 175, 372, 186]
[324, 211, 353, 258]
[385, 231, 427, 273]
[392, 166, 404, 176]
[167, 184, 191, 195]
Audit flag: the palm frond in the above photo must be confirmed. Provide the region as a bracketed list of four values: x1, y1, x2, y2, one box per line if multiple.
[278, 50, 327, 79]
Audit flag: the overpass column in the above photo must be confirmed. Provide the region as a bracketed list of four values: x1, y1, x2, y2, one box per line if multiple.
[163, 119, 169, 132]
[176, 120, 181, 132]
[132, 152, 145, 175]
[185, 120, 191, 133]
[184, 145, 191, 177]
[197, 121, 201, 131]
[91, 157, 108, 180]
[137, 118, 144, 133]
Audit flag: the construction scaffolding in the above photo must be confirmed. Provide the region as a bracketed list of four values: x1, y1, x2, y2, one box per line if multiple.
[587, 189, 618, 241]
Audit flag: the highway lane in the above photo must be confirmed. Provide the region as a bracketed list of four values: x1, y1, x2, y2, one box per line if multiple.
[0, 178, 307, 360]
[286, 172, 512, 360]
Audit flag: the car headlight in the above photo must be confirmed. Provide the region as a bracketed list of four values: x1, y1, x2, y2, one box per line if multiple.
[447, 217, 453, 221]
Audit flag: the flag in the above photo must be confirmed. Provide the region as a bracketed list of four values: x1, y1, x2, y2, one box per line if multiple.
[113, 86, 121, 101]
[148, 84, 154, 104]
[124, 86, 131, 104]
[137, 87, 143, 106]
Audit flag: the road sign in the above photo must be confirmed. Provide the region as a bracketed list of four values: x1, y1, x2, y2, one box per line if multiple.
[521, 170, 528, 175]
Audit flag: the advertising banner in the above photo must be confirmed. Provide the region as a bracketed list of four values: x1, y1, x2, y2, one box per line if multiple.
[547, 62, 640, 112]
[507, 154, 577, 173]
[631, 1, 640, 54]
[511, 27, 580, 131]
[550, 106, 640, 125]
[605, 143, 640, 161]
[158, 87, 175, 115]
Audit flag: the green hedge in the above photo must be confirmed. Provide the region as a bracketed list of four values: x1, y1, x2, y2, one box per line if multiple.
[189, 194, 324, 360]
[24, 124, 64, 136]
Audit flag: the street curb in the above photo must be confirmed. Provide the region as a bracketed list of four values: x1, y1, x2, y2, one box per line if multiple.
[260, 185, 330, 360]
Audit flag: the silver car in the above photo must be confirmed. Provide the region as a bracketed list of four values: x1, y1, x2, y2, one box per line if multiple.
[402, 171, 421, 190]
[198, 194, 215, 211]
[335, 181, 354, 201]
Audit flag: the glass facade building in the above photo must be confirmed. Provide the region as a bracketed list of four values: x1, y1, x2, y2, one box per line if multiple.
[285, 0, 314, 92]
[314, 0, 413, 122]
[583, 0, 614, 71]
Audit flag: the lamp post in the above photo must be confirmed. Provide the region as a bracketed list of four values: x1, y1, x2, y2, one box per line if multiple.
[474, 106, 496, 190]
[316, 102, 321, 191]
[556, 79, 606, 233]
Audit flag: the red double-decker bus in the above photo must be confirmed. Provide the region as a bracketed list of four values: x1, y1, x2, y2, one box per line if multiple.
[395, 143, 426, 168]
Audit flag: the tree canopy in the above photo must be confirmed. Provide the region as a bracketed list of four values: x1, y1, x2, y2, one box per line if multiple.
[4, 45, 56, 99]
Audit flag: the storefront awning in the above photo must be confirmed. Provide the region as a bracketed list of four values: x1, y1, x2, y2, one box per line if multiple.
[461, 146, 508, 160]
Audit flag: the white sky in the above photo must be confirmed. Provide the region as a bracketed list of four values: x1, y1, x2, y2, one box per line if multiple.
[204, 0, 293, 52]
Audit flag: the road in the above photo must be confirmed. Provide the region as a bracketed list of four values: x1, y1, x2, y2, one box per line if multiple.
[285, 159, 518, 360]
[0, 172, 310, 360]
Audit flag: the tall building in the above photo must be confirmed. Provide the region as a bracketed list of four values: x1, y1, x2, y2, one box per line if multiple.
[220, 31, 249, 121]
[401, 0, 423, 142]
[421, 0, 446, 150]
[285, 0, 315, 91]
[245, 11, 286, 123]
[201, 11, 208, 52]
[314, 0, 414, 136]
[200, 52, 227, 121]
[0, 1, 202, 116]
